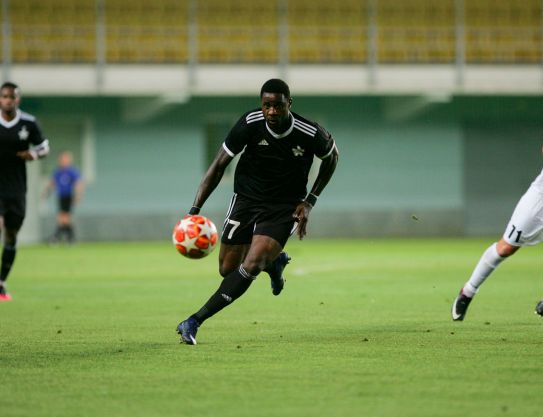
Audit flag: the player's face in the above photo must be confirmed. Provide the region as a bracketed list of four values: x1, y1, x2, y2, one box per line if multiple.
[261, 92, 291, 133]
[59, 152, 73, 167]
[0, 87, 20, 114]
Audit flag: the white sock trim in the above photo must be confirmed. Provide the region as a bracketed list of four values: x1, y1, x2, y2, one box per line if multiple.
[462, 283, 478, 298]
[238, 265, 257, 281]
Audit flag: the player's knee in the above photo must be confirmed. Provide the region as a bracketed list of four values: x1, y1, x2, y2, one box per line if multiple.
[219, 264, 235, 277]
[241, 259, 264, 277]
[497, 240, 519, 257]
[218, 258, 241, 277]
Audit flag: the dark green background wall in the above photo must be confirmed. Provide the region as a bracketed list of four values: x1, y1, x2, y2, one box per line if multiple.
[21, 95, 542, 241]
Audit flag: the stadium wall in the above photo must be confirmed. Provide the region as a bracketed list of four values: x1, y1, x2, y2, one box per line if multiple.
[18, 95, 543, 242]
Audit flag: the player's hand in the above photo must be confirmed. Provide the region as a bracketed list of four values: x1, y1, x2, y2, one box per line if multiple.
[16, 150, 35, 161]
[293, 201, 312, 240]
[183, 209, 199, 220]
[188, 206, 201, 215]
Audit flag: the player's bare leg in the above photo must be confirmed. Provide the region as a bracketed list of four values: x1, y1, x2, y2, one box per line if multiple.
[53, 211, 75, 243]
[220, 240, 289, 293]
[218, 243, 250, 277]
[241, 235, 283, 275]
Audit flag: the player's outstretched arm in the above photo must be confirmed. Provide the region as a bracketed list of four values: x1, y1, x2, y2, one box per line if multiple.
[294, 146, 339, 239]
[310, 146, 339, 198]
[189, 147, 233, 214]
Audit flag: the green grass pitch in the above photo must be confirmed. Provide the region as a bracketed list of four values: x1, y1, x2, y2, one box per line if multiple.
[1, 238, 542, 417]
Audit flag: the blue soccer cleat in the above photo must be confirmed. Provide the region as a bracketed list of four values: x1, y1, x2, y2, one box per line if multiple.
[177, 317, 200, 345]
[265, 251, 291, 296]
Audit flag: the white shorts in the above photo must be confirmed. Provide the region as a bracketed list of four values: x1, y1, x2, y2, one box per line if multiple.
[503, 186, 543, 247]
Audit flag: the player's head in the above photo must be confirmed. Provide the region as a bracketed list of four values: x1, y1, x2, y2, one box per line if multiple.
[260, 79, 292, 133]
[260, 79, 291, 100]
[58, 151, 73, 168]
[0, 81, 21, 113]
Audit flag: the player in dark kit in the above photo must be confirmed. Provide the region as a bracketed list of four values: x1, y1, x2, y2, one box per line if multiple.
[177, 79, 339, 344]
[0, 82, 50, 301]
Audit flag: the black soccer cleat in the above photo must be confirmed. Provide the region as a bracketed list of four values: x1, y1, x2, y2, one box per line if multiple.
[452, 290, 473, 321]
[265, 251, 291, 296]
[535, 299, 543, 317]
[177, 317, 200, 345]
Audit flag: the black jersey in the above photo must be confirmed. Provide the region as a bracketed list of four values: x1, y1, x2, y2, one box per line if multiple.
[0, 110, 47, 197]
[223, 109, 335, 203]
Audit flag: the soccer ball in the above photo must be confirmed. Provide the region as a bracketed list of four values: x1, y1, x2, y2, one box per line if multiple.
[172, 215, 218, 259]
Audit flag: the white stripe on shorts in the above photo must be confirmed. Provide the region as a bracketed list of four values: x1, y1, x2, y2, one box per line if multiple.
[223, 193, 238, 230]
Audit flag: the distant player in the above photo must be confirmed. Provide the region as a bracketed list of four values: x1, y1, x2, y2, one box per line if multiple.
[452, 149, 543, 320]
[177, 79, 339, 344]
[44, 150, 83, 243]
[0, 81, 50, 301]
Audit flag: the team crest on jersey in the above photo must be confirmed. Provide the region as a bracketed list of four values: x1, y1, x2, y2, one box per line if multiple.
[18, 125, 29, 141]
[292, 145, 305, 157]
[258, 139, 269, 146]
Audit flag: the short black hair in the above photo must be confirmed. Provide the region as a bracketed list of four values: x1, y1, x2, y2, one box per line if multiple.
[260, 78, 290, 99]
[1, 81, 19, 91]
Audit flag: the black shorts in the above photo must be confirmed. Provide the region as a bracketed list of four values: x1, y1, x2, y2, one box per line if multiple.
[58, 196, 73, 213]
[0, 195, 26, 230]
[221, 194, 298, 247]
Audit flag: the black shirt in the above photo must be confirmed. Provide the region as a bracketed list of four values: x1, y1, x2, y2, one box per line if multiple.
[0, 110, 47, 197]
[224, 109, 335, 203]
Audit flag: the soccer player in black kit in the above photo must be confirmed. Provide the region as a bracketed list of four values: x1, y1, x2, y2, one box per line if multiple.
[177, 79, 339, 344]
[0, 82, 50, 301]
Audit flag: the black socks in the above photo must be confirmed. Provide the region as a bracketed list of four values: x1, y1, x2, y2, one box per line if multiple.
[193, 266, 255, 324]
[0, 245, 17, 282]
[54, 225, 75, 242]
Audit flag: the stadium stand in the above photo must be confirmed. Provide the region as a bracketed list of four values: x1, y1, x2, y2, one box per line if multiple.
[2, 0, 541, 64]
[105, 0, 188, 63]
[465, 0, 542, 63]
[10, 0, 96, 63]
[196, 0, 279, 63]
[377, 0, 456, 63]
[287, 0, 368, 63]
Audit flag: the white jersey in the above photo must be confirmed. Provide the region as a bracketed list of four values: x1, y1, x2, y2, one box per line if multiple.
[530, 168, 543, 193]
[503, 167, 543, 246]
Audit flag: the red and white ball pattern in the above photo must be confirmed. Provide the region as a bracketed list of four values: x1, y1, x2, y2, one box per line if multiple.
[172, 215, 218, 259]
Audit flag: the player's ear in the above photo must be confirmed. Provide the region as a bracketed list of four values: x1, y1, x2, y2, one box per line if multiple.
[288, 98, 293, 107]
